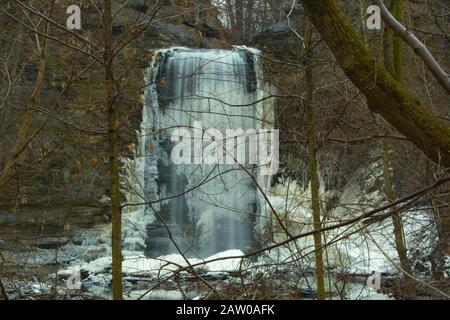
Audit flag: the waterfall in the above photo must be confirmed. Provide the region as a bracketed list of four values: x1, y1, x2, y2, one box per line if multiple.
[139, 47, 276, 258]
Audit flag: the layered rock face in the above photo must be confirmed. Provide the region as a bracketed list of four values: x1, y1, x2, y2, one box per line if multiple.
[0, 1, 225, 242]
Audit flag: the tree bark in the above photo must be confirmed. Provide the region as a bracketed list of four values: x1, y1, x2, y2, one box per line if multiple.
[391, 0, 403, 84]
[235, 1, 244, 42]
[380, 0, 416, 298]
[430, 191, 449, 280]
[0, 250, 7, 300]
[374, 0, 449, 94]
[301, 0, 450, 168]
[305, 18, 326, 300]
[382, 1, 394, 74]
[104, 0, 123, 300]
[382, 140, 417, 298]
[225, 0, 236, 30]
[244, 0, 254, 42]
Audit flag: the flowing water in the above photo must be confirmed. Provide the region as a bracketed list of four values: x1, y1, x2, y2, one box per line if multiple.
[139, 47, 276, 258]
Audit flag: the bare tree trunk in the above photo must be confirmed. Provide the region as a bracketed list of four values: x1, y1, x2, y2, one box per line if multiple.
[301, 0, 450, 168]
[0, 278, 7, 300]
[380, 0, 416, 299]
[0, 3, 52, 190]
[0, 250, 7, 300]
[374, 0, 450, 94]
[359, 0, 369, 45]
[383, 1, 394, 72]
[244, 0, 254, 42]
[391, 0, 403, 84]
[225, 0, 236, 30]
[382, 140, 417, 298]
[235, 1, 244, 43]
[305, 17, 326, 300]
[430, 191, 449, 280]
[104, 0, 123, 300]
[261, 0, 268, 30]
[194, 0, 205, 22]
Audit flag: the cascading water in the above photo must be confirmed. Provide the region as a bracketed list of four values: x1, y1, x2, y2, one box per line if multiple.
[139, 47, 276, 258]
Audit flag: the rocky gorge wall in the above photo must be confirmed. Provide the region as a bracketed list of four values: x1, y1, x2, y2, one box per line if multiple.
[0, 1, 226, 244]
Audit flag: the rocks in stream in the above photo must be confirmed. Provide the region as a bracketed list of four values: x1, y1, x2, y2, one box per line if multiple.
[20, 237, 70, 250]
[82, 246, 109, 262]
